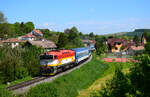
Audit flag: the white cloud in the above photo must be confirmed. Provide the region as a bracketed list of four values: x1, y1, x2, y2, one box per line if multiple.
[35, 18, 150, 34]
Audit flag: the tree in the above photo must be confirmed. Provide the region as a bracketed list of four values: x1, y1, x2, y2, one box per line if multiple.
[24, 22, 35, 33]
[22, 46, 43, 76]
[0, 23, 11, 38]
[143, 31, 150, 42]
[20, 22, 25, 32]
[130, 55, 150, 97]
[89, 32, 94, 40]
[144, 42, 150, 55]
[97, 67, 129, 97]
[57, 33, 68, 49]
[66, 26, 83, 48]
[133, 35, 139, 46]
[0, 46, 26, 83]
[95, 36, 107, 55]
[0, 11, 7, 23]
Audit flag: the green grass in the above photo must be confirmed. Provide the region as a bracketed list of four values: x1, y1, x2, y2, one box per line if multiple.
[26, 53, 109, 97]
[0, 76, 32, 97]
[101, 62, 133, 78]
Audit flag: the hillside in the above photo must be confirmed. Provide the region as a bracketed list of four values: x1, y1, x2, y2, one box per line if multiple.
[104, 29, 150, 37]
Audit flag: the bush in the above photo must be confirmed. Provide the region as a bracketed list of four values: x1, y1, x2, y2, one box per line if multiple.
[16, 67, 28, 79]
[0, 88, 14, 97]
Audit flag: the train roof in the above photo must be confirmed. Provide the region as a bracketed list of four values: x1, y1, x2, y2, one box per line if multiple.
[45, 49, 75, 56]
[72, 47, 88, 52]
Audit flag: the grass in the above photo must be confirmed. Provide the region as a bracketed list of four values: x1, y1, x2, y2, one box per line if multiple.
[0, 76, 32, 97]
[26, 53, 109, 97]
[77, 62, 133, 97]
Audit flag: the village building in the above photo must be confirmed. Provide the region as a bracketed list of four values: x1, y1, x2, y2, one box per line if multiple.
[107, 38, 128, 53]
[82, 39, 96, 51]
[30, 29, 43, 37]
[21, 34, 36, 41]
[3, 38, 26, 48]
[107, 34, 146, 54]
[25, 40, 57, 51]
[82, 39, 96, 47]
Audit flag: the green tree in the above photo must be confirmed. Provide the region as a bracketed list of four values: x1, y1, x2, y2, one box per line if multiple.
[0, 46, 26, 83]
[133, 35, 139, 46]
[0, 23, 11, 39]
[89, 32, 95, 40]
[144, 42, 150, 55]
[67, 26, 83, 48]
[143, 31, 150, 42]
[97, 67, 129, 97]
[95, 36, 107, 55]
[57, 33, 68, 49]
[0, 11, 7, 23]
[24, 22, 35, 33]
[22, 46, 43, 76]
[130, 55, 150, 97]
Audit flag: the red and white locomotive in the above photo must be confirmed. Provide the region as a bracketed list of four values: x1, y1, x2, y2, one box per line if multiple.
[40, 50, 75, 75]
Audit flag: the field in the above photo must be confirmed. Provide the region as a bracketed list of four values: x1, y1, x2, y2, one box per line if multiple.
[26, 53, 108, 97]
[77, 62, 132, 97]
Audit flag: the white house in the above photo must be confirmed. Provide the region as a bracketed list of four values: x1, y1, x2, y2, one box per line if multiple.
[30, 29, 43, 37]
[21, 34, 36, 41]
[3, 38, 26, 48]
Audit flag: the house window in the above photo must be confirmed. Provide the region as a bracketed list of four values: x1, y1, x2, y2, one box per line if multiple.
[118, 42, 121, 45]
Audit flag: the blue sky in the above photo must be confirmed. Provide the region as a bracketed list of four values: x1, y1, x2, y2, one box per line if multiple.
[1, 0, 150, 34]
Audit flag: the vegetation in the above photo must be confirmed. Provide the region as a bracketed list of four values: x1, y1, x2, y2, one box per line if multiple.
[0, 11, 7, 23]
[0, 45, 43, 84]
[133, 34, 140, 46]
[95, 36, 107, 55]
[90, 54, 150, 97]
[57, 33, 68, 49]
[26, 53, 108, 97]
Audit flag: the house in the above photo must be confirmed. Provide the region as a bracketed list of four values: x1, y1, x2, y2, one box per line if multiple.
[107, 38, 128, 52]
[3, 38, 26, 48]
[0, 40, 3, 46]
[30, 29, 43, 37]
[141, 34, 147, 44]
[21, 34, 36, 41]
[82, 39, 96, 47]
[25, 40, 57, 51]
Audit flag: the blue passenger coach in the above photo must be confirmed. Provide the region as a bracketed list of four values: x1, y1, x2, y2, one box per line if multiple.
[72, 47, 91, 64]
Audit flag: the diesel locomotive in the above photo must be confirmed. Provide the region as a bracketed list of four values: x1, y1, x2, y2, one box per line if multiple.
[40, 47, 91, 75]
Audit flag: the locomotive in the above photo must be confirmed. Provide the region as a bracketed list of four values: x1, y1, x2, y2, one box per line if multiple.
[40, 47, 91, 75]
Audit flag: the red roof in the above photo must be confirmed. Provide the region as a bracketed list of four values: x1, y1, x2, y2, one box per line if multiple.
[45, 50, 75, 59]
[104, 58, 138, 63]
[3, 38, 26, 43]
[130, 46, 144, 51]
[107, 38, 128, 47]
[34, 29, 42, 35]
[23, 34, 35, 38]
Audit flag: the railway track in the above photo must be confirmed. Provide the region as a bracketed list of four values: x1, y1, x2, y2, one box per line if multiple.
[7, 77, 48, 90]
[7, 55, 92, 94]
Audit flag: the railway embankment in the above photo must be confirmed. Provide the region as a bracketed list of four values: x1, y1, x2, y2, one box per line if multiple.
[26, 53, 108, 97]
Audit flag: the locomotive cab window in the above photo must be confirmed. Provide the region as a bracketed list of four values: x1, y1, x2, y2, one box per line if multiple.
[40, 55, 54, 60]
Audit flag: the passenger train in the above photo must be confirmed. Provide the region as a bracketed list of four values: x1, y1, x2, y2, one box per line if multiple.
[40, 47, 92, 75]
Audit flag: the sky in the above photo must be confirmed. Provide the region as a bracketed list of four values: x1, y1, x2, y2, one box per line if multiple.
[0, 0, 150, 34]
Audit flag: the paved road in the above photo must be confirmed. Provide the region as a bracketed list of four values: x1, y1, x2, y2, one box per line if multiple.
[13, 55, 93, 94]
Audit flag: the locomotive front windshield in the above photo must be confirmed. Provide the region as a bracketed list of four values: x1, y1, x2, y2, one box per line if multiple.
[40, 55, 53, 60]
